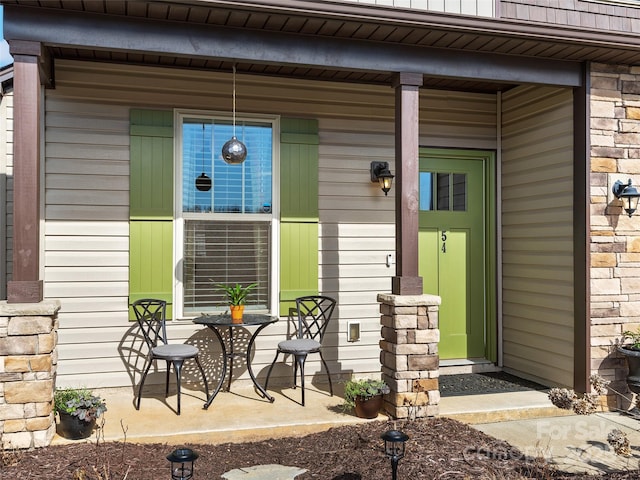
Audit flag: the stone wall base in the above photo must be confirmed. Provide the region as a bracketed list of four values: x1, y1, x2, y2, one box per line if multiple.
[0, 300, 60, 449]
[378, 293, 441, 419]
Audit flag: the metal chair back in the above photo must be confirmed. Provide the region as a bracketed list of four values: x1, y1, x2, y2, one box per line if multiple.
[133, 298, 169, 350]
[295, 295, 336, 342]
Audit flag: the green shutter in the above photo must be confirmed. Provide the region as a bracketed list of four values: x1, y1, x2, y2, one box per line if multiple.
[280, 118, 319, 312]
[129, 109, 174, 318]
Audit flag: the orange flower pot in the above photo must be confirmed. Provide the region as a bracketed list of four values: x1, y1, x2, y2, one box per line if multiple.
[230, 305, 244, 324]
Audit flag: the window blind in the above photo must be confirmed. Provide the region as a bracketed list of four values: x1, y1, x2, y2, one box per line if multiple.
[182, 220, 270, 314]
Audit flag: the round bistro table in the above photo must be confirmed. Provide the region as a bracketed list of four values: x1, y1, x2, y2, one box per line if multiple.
[193, 313, 278, 408]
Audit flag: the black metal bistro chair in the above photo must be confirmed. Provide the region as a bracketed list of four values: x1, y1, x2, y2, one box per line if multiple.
[264, 295, 336, 406]
[133, 298, 209, 415]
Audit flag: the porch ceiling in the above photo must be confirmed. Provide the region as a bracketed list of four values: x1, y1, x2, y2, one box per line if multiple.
[3, 0, 640, 92]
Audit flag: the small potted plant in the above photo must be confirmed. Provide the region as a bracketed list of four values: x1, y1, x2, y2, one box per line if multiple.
[54, 387, 107, 440]
[342, 378, 390, 419]
[216, 282, 257, 323]
[619, 328, 640, 394]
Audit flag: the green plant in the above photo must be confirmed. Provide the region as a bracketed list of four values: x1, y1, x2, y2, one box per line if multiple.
[622, 328, 640, 350]
[54, 387, 107, 423]
[216, 282, 257, 306]
[342, 378, 390, 410]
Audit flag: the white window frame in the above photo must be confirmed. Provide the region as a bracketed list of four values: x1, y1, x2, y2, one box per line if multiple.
[173, 109, 281, 319]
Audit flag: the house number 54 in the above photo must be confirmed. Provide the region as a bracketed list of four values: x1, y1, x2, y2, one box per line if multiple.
[441, 230, 447, 254]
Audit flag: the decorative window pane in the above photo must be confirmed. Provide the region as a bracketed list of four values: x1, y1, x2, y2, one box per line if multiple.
[452, 173, 467, 211]
[436, 173, 450, 211]
[420, 171, 467, 212]
[419, 172, 434, 211]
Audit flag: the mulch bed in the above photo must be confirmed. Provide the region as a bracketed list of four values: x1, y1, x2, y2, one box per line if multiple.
[2, 417, 639, 479]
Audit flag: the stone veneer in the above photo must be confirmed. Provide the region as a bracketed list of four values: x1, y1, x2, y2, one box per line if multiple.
[0, 300, 60, 449]
[590, 63, 640, 405]
[378, 293, 440, 419]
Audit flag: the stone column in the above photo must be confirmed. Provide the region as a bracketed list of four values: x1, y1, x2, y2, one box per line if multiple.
[0, 300, 60, 448]
[379, 293, 440, 419]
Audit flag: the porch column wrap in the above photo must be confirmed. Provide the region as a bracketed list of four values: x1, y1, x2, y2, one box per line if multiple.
[392, 72, 423, 295]
[378, 293, 440, 419]
[7, 40, 44, 303]
[0, 300, 60, 449]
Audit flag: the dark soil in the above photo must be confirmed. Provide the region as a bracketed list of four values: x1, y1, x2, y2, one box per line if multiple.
[2, 417, 639, 479]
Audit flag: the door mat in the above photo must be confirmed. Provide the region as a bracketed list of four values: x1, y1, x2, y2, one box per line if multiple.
[439, 371, 548, 397]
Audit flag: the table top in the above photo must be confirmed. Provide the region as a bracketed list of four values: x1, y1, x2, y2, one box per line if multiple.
[193, 313, 278, 327]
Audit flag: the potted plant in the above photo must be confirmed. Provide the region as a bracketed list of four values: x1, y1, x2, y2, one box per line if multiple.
[54, 387, 107, 440]
[342, 378, 390, 419]
[216, 282, 257, 323]
[618, 328, 640, 394]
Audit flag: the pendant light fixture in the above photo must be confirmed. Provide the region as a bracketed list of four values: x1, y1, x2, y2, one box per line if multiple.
[221, 65, 248, 165]
[195, 123, 212, 192]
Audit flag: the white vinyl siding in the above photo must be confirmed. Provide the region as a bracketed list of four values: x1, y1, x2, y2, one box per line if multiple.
[501, 85, 574, 388]
[0, 88, 11, 300]
[334, 0, 495, 16]
[45, 60, 497, 388]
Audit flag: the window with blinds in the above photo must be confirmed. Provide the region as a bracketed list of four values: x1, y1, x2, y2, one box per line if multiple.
[178, 114, 275, 316]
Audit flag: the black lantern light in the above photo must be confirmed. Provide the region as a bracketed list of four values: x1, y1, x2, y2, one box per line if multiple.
[167, 448, 199, 480]
[221, 65, 247, 165]
[381, 429, 408, 480]
[195, 123, 212, 192]
[370, 161, 394, 196]
[613, 179, 640, 217]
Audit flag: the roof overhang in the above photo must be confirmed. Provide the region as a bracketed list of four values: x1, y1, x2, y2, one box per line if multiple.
[3, 0, 637, 91]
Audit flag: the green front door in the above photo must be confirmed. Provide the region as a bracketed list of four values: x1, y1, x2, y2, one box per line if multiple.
[419, 149, 495, 360]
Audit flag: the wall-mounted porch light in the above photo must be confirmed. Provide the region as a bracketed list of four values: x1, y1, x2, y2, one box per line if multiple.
[613, 179, 640, 217]
[371, 161, 394, 196]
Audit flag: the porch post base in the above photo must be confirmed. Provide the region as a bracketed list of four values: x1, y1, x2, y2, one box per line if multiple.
[378, 293, 441, 419]
[391, 276, 423, 295]
[0, 300, 60, 449]
[7, 280, 44, 304]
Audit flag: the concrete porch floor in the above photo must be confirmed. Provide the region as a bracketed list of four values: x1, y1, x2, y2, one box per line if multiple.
[51, 382, 559, 447]
[52, 383, 383, 446]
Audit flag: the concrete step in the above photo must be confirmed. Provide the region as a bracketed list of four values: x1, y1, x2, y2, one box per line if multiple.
[439, 390, 573, 424]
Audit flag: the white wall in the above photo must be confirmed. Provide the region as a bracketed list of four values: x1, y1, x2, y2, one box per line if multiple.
[334, 0, 495, 17]
[0, 87, 12, 300]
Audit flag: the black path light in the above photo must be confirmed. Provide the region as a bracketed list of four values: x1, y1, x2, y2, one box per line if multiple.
[612, 178, 640, 217]
[381, 429, 409, 480]
[167, 448, 199, 480]
[221, 64, 248, 165]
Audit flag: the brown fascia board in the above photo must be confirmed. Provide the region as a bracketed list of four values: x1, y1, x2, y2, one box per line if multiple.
[184, 0, 640, 51]
[3, 4, 583, 87]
